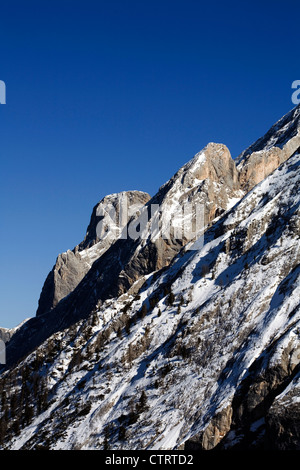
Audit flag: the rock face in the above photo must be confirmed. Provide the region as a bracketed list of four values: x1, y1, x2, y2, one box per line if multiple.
[36, 191, 151, 316]
[156, 142, 242, 224]
[237, 104, 300, 191]
[0, 328, 12, 343]
[0, 104, 299, 451]
[266, 375, 300, 450]
[185, 405, 233, 451]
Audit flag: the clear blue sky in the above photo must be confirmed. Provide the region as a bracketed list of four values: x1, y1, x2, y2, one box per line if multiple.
[0, 0, 299, 328]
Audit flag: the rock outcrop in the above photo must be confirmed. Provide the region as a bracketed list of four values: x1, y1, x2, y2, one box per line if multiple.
[36, 191, 151, 316]
[0, 328, 12, 343]
[237, 104, 300, 191]
[266, 374, 300, 450]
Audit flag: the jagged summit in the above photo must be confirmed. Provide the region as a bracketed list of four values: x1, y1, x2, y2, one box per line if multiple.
[159, 142, 240, 200]
[1, 105, 299, 451]
[237, 104, 300, 161]
[36, 190, 151, 317]
[237, 104, 300, 191]
[78, 190, 151, 252]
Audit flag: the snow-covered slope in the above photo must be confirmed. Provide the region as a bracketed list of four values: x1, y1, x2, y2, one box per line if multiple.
[0, 106, 299, 451]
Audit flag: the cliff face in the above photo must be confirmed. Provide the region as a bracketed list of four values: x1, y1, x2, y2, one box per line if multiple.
[237, 104, 300, 191]
[0, 328, 12, 343]
[0, 104, 299, 451]
[36, 191, 151, 316]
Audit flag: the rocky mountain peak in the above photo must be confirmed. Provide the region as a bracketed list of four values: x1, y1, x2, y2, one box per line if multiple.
[77, 190, 151, 252]
[237, 104, 300, 191]
[187, 142, 239, 187]
[1, 105, 299, 451]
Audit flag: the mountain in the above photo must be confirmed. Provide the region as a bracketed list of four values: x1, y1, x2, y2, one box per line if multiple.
[37, 142, 243, 318]
[0, 105, 299, 451]
[3, 142, 244, 368]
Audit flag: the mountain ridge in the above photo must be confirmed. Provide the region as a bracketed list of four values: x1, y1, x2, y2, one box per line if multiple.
[0, 104, 299, 450]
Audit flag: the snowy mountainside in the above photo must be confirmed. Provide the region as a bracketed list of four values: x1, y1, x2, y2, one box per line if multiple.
[0, 105, 299, 451]
[1, 146, 299, 450]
